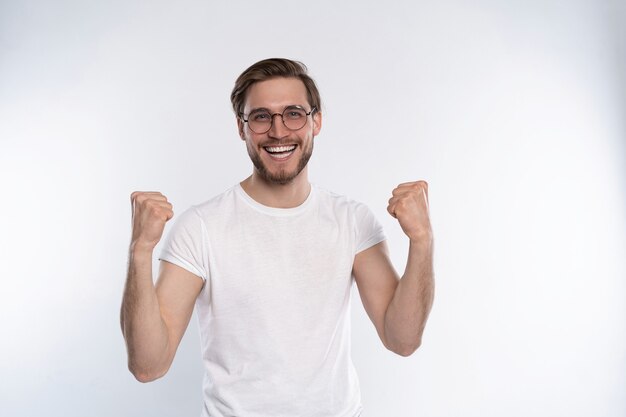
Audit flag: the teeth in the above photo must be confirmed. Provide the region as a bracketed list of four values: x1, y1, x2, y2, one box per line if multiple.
[265, 145, 296, 153]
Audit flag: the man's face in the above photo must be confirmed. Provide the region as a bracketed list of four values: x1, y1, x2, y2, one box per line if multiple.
[238, 77, 322, 185]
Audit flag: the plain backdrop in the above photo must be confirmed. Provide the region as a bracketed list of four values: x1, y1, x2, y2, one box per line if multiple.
[1, 0, 625, 416]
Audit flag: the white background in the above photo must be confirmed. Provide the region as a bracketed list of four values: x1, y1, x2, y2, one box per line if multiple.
[1, 0, 625, 416]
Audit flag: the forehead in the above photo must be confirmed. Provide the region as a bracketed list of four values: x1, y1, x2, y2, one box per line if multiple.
[244, 77, 308, 111]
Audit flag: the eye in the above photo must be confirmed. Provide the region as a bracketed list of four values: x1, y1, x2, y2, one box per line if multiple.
[285, 109, 306, 119]
[251, 111, 271, 122]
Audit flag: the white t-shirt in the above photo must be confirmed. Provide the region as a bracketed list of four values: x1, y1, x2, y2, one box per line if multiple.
[159, 184, 385, 417]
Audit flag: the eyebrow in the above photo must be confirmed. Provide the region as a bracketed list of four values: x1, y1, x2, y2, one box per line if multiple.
[247, 105, 306, 114]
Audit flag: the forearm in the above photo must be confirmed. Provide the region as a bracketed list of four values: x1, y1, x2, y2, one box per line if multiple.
[121, 245, 170, 381]
[384, 238, 434, 356]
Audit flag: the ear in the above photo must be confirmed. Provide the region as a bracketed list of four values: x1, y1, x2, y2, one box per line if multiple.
[237, 117, 245, 140]
[312, 111, 322, 136]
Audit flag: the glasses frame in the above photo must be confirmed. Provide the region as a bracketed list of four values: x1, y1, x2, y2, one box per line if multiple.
[239, 105, 317, 134]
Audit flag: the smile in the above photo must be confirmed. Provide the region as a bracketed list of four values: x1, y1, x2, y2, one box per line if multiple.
[263, 145, 297, 160]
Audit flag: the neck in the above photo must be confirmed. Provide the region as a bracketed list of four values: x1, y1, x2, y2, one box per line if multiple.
[240, 168, 311, 208]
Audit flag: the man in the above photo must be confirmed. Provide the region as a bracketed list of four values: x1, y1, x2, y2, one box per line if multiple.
[121, 58, 434, 417]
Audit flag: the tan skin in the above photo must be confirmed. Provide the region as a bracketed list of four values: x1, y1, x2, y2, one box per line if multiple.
[120, 77, 434, 382]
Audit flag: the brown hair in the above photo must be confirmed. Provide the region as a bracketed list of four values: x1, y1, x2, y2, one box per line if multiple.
[230, 58, 322, 116]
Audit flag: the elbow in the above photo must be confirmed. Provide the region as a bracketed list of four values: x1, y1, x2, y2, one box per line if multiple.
[388, 338, 422, 357]
[132, 371, 162, 384]
[124, 339, 172, 383]
[128, 363, 168, 383]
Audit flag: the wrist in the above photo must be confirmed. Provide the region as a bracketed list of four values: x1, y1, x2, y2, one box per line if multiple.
[409, 232, 433, 249]
[129, 241, 155, 258]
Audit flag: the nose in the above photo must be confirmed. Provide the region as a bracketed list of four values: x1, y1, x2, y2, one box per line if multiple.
[268, 113, 289, 139]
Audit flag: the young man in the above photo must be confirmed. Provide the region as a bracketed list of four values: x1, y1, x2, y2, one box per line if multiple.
[121, 58, 434, 417]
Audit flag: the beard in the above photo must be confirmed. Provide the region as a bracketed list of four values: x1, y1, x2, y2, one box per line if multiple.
[246, 139, 314, 185]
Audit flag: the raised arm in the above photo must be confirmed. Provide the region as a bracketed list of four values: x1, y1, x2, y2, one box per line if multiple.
[353, 181, 434, 357]
[120, 192, 204, 382]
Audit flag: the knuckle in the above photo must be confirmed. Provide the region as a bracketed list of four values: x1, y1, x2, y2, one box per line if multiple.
[131, 192, 140, 201]
[397, 200, 409, 210]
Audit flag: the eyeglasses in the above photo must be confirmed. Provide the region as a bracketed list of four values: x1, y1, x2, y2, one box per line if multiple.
[240, 105, 316, 134]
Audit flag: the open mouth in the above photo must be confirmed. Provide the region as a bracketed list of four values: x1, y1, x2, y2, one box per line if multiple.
[263, 144, 297, 159]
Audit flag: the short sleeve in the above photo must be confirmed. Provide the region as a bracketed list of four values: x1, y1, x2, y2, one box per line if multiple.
[354, 202, 386, 254]
[158, 207, 208, 281]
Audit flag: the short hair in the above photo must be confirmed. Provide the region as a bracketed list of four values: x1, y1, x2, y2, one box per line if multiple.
[230, 58, 322, 116]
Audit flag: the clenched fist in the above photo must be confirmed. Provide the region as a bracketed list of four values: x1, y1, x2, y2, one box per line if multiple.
[387, 181, 432, 243]
[130, 191, 174, 252]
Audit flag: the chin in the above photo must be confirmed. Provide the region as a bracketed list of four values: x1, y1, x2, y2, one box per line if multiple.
[257, 167, 302, 185]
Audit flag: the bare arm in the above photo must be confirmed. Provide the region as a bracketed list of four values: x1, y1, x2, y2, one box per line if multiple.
[353, 181, 434, 357]
[120, 192, 203, 382]
[384, 238, 434, 355]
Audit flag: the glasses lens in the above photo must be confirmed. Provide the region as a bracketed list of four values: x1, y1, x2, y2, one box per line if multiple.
[248, 110, 272, 133]
[282, 107, 308, 130]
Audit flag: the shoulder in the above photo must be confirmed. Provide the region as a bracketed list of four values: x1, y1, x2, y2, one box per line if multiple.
[312, 184, 374, 217]
[313, 184, 366, 209]
[188, 186, 239, 218]
[167, 186, 239, 234]
[312, 185, 385, 252]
